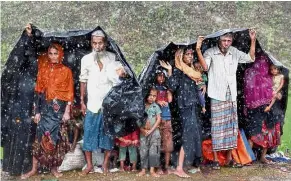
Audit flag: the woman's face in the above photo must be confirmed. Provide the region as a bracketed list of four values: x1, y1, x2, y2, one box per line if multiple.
[183, 49, 193, 65]
[48, 47, 59, 64]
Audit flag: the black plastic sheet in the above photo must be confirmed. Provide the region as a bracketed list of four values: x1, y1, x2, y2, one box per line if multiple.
[1, 25, 144, 145]
[138, 28, 289, 146]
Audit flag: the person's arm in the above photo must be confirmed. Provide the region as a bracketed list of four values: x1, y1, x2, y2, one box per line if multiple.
[62, 70, 74, 122]
[196, 36, 209, 71]
[131, 130, 140, 146]
[237, 29, 257, 63]
[79, 57, 89, 115]
[167, 90, 173, 103]
[275, 75, 285, 94]
[80, 82, 87, 115]
[160, 60, 172, 77]
[146, 106, 162, 136]
[146, 113, 161, 136]
[249, 28, 256, 61]
[107, 60, 125, 86]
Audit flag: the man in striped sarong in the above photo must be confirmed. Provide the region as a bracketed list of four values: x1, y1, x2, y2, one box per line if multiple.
[195, 29, 257, 169]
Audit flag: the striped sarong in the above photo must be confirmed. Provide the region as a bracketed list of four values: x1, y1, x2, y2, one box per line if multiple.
[211, 87, 238, 151]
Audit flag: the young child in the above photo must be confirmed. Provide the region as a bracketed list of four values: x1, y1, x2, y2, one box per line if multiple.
[154, 67, 173, 174]
[68, 106, 84, 152]
[194, 62, 207, 113]
[264, 64, 284, 112]
[109, 145, 120, 173]
[116, 129, 139, 172]
[138, 88, 161, 177]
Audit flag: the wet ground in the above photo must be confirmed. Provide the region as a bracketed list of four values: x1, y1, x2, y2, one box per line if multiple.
[2, 161, 291, 181]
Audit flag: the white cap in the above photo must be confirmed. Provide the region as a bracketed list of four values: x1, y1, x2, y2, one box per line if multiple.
[91, 30, 105, 37]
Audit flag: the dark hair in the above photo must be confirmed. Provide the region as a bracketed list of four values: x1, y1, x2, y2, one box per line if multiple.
[145, 87, 157, 102]
[154, 66, 168, 87]
[183, 47, 194, 55]
[270, 64, 281, 73]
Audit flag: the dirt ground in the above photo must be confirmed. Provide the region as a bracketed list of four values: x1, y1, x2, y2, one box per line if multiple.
[2, 162, 291, 181]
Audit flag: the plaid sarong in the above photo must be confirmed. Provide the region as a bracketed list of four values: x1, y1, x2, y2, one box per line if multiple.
[211, 87, 238, 151]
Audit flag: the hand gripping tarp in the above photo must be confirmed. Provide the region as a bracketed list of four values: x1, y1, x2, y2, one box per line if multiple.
[138, 28, 289, 147]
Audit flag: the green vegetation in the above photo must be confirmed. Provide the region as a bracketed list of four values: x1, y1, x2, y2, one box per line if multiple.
[279, 90, 291, 152]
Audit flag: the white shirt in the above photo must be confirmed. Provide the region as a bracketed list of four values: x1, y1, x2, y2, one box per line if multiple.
[204, 46, 254, 101]
[79, 51, 123, 113]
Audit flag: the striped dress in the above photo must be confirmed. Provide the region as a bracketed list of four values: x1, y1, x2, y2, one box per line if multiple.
[211, 86, 238, 151]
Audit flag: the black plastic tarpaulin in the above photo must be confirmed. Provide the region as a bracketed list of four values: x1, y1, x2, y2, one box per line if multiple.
[138, 28, 289, 147]
[1, 25, 144, 157]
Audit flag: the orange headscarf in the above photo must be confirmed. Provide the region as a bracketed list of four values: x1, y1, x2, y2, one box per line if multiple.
[35, 43, 74, 102]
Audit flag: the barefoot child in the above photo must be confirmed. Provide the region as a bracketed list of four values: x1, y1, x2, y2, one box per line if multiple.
[138, 88, 161, 177]
[68, 106, 84, 152]
[116, 129, 139, 172]
[154, 67, 174, 174]
[264, 64, 284, 112]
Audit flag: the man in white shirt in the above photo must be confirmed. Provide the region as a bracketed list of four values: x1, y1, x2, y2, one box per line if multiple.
[79, 30, 126, 175]
[196, 29, 256, 168]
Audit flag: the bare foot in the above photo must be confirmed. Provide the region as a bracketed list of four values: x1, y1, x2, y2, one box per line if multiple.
[150, 171, 160, 177]
[157, 169, 165, 175]
[21, 170, 37, 180]
[260, 157, 272, 164]
[167, 168, 175, 174]
[78, 166, 93, 176]
[103, 168, 109, 176]
[173, 169, 190, 178]
[137, 170, 146, 176]
[51, 168, 63, 178]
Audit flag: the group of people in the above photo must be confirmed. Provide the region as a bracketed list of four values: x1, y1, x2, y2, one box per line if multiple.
[2, 24, 286, 180]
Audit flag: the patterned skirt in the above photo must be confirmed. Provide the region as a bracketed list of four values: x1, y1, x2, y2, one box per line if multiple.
[33, 100, 70, 168]
[251, 121, 281, 148]
[33, 125, 70, 168]
[211, 87, 238, 151]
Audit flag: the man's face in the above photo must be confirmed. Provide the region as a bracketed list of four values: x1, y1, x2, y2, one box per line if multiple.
[218, 35, 233, 54]
[91, 36, 106, 52]
[182, 49, 194, 65]
[48, 47, 59, 64]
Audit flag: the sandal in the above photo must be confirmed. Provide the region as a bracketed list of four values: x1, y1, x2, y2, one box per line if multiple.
[225, 160, 243, 168]
[212, 161, 220, 170]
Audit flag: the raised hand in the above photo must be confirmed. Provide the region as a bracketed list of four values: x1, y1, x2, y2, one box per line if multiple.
[25, 23, 32, 36]
[116, 67, 127, 77]
[196, 36, 205, 50]
[249, 28, 256, 40]
[159, 60, 172, 70]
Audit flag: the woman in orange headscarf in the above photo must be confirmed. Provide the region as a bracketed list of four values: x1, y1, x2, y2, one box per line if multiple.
[21, 43, 74, 179]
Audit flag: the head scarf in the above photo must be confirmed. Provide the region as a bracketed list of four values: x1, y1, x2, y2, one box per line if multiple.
[35, 43, 65, 93]
[244, 55, 273, 109]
